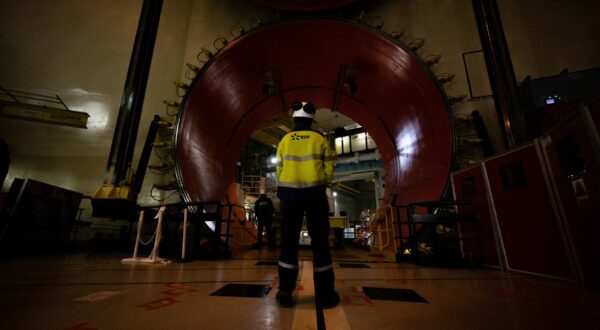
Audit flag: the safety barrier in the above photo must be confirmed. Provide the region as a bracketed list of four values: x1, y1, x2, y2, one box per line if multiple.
[121, 200, 226, 264]
[369, 206, 397, 253]
[223, 203, 257, 247]
[122, 206, 169, 264]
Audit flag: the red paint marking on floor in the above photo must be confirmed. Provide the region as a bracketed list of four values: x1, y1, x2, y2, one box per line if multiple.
[161, 283, 198, 296]
[64, 322, 97, 330]
[137, 296, 181, 311]
[74, 291, 121, 303]
[342, 293, 375, 307]
[341, 286, 374, 307]
[351, 286, 363, 294]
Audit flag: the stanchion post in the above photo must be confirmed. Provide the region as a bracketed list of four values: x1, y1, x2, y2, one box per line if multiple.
[149, 206, 166, 262]
[182, 208, 188, 260]
[132, 210, 145, 259]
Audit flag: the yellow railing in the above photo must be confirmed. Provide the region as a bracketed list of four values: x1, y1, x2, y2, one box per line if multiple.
[370, 206, 397, 252]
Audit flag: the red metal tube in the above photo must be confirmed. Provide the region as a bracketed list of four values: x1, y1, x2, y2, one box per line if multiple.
[175, 18, 454, 206]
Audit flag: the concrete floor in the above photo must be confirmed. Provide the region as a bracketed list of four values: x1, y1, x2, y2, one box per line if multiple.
[0, 246, 599, 329]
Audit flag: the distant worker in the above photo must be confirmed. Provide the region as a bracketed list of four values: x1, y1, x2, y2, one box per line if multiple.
[274, 100, 339, 309]
[253, 193, 274, 250]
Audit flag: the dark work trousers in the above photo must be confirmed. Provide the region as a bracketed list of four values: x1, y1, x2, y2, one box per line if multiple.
[278, 197, 335, 295]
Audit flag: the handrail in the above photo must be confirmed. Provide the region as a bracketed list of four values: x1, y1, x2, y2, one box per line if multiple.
[222, 203, 258, 246]
[385, 205, 397, 251]
[380, 211, 388, 250]
[370, 208, 393, 251]
[126, 200, 263, 261]
[389, 204, 414, 259]
[405, 200, 478, 265]
[223, 203, 255, 223]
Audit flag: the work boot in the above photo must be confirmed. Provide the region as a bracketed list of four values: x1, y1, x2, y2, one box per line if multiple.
[317, 291, 340, 309]
[276, 290, 293, 308]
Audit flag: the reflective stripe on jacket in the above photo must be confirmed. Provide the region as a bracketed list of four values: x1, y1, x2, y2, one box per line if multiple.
[276, 130, 333, 189]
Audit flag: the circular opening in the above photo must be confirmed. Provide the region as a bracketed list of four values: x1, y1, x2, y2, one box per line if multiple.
[175, 18, 453, 207]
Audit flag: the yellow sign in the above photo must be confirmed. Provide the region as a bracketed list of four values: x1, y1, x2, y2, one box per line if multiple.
[0, 100, 90, 128]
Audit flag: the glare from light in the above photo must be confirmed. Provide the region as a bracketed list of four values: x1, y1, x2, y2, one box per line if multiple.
[82, 100, 109, 129]
[396, 123, 419, 171]
[270, 156, 277, 164]
[333, 191, 338, 197]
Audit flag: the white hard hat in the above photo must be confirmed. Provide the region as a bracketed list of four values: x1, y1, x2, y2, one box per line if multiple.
[291, 101, 316, 119]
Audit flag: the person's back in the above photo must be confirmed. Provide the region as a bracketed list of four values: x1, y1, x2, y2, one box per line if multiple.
[254, 194, 274, 218]
[276, 129, 330, 195]
[274, 101, 339, 309]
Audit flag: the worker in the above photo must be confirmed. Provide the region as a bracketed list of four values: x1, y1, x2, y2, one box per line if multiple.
[253, 193, 274, 250]
[274, 100, 339, 309]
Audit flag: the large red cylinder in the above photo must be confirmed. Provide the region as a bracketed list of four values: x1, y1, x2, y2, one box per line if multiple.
[175, 18, 454, 206]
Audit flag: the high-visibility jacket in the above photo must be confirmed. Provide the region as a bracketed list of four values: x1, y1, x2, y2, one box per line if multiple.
[276, 130, 334, 199]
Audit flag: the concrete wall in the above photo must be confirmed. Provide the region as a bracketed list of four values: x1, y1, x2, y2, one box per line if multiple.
[0, 0, 194, 223]
[499, 0, 600, 82]
[368, 0, 600, 152]
[1, 0, 599, 226]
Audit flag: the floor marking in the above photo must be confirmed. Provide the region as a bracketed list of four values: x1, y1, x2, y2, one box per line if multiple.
[137, 296, 181, 311]
[289, 261, 352, 330]
[74, 291, 121, 303]
[292, 261, 317, 330]
[161, 283, 198, 296]
[323, 305, 351, 330]
[342, 286, 374, 307]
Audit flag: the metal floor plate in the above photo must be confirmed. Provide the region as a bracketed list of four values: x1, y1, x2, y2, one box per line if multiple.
[210, 284, 272, 298]
[362, 287, 428, 303]
[338, 262, 370, 268]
